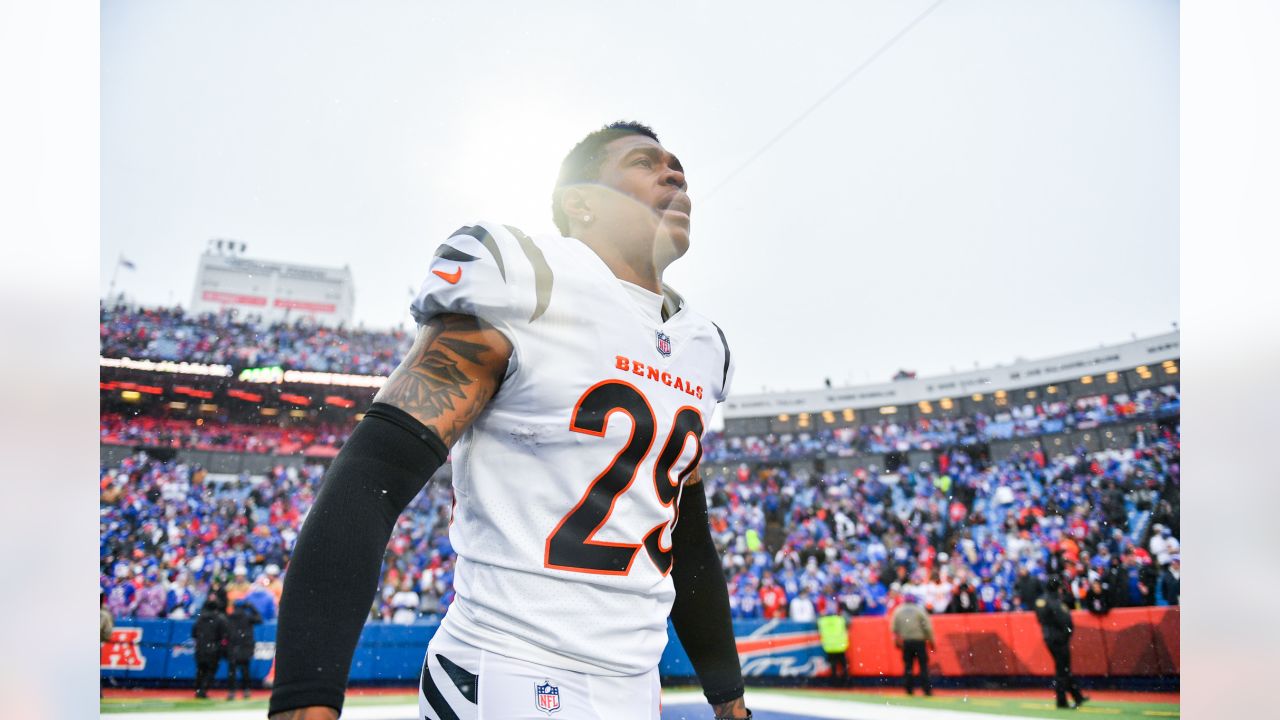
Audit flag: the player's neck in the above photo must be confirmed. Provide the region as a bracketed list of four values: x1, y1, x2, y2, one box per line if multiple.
[578, 234, 664, 294]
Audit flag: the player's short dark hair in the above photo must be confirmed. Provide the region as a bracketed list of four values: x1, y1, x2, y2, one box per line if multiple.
[551, 121, 660, 236]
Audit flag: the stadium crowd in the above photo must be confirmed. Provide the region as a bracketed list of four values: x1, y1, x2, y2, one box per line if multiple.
[99, 424, 1180, 627]
[707, 428, 1181, 621]
[98, 380, 1177, 462]
[99, 452, 458, 624]
[100, 304, 413, 376]
[100, 414, 350, 455]
[98, 302, 1181, 626]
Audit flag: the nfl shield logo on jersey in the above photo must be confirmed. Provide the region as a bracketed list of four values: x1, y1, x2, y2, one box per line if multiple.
[535, 680, 561, 714]
[655, 330, 673, 357]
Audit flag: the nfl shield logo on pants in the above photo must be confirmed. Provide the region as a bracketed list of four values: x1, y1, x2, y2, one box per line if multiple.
[535, 680, 561, 714]
[656, 330, 672, 357]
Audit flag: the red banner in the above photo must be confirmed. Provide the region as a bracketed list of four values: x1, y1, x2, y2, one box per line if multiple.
[846, 607, 1178, 677]
[201, 291, 267, 306]
[272, 298, 336, 313]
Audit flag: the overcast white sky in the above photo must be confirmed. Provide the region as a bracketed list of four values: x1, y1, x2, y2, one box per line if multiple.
[101, 0, 1178, 395]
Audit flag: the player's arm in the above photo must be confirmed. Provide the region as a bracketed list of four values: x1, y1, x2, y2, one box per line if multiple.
[669, 468, 752, 719]
[268, 314, 512, 720]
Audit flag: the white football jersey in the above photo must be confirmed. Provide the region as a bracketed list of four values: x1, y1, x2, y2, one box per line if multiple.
[409, 221, 734, 676]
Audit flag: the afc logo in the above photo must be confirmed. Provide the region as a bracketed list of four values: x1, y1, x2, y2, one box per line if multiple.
[101, 627, 146, 670]
[535, 680, 561, 714]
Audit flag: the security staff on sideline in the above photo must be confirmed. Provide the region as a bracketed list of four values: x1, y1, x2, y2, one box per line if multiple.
[890, 592, 934, 696]
[817, 609, 850, 687]
[192, 599, 229, 699]
[1034, 577, 1090, 709]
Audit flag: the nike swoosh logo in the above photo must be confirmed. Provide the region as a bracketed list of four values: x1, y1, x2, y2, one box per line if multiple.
[432, 267, 462, 284]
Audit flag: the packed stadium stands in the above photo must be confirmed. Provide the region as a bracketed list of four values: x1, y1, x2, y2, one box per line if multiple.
[99, 303, 1181, 628]
[100, 304, 412, 376]
[100, 414, 350, 455]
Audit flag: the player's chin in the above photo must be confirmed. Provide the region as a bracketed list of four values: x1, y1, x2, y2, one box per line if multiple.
[657, 217, 691, 258]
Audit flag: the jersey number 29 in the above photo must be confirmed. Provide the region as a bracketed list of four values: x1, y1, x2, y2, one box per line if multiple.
[544, 379, 703, 576]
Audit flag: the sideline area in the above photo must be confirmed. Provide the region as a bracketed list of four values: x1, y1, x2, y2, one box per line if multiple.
[102, 687, 1180, 720]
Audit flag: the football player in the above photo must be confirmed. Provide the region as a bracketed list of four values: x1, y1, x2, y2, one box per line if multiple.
[268, 122, 750, 719]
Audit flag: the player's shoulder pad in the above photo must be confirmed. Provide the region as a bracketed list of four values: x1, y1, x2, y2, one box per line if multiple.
[411, 221, 552, 327]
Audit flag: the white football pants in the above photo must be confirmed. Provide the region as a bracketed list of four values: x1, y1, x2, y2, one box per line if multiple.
[419, 626, 662, 720]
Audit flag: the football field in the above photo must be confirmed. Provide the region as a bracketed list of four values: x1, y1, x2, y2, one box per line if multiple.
[101, 688, 1179, 719]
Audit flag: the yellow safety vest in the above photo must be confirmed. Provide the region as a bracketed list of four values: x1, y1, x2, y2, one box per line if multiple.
[817, 614, 849, 654]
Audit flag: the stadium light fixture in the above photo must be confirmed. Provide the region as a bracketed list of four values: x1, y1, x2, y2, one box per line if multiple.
[289, 409, 308, 418]
[260, 407, 279, 416]
[120, 390, 141, 401]
[1081, 376, 1093, 385]
[971, 393, 983, 402]
[168, 401, 188, 410]
[939, 398, 953, 410]
[842, 408, 855, 421]
[199, 404, 218, 413]
[1026, 390, 1037, 399]
[1047, 385, 1058, 394]
[879, 406, 897, 415]
[777, 414, 790, 423]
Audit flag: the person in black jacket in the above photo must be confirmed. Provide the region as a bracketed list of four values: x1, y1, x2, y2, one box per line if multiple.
[1083, 579, 1111, 615]
[1034, 577, 1089, 709]
[192, 599, 229, 699]
[946, 579, 979, 614]
[225, 600, 262, 700]
[1105, 556, 1129, 608]
[1015, 566, 1043, 610]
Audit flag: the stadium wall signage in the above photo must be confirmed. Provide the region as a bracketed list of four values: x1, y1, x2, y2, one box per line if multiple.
[236, 365, 387, 388]
[102, 609, 1177, 686]
[99, 356, 233, 378]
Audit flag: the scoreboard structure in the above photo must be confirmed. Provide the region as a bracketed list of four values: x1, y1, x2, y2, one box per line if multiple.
[190, 250, 355, 327]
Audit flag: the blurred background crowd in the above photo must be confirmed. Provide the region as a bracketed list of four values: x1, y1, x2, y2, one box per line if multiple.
[100, 305, 412, 376]
[100, 304, 1181, 626]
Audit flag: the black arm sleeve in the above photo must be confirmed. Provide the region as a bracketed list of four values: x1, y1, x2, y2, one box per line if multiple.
[669, 482, 745, 706]
[268, 403, 448, 716]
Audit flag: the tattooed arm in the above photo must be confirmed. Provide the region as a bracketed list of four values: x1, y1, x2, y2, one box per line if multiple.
[373, 312, 512, 445]
[267, 314, 510, 720]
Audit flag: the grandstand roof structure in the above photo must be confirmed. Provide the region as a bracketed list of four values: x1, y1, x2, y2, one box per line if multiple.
[724, 331, 1180, 420]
